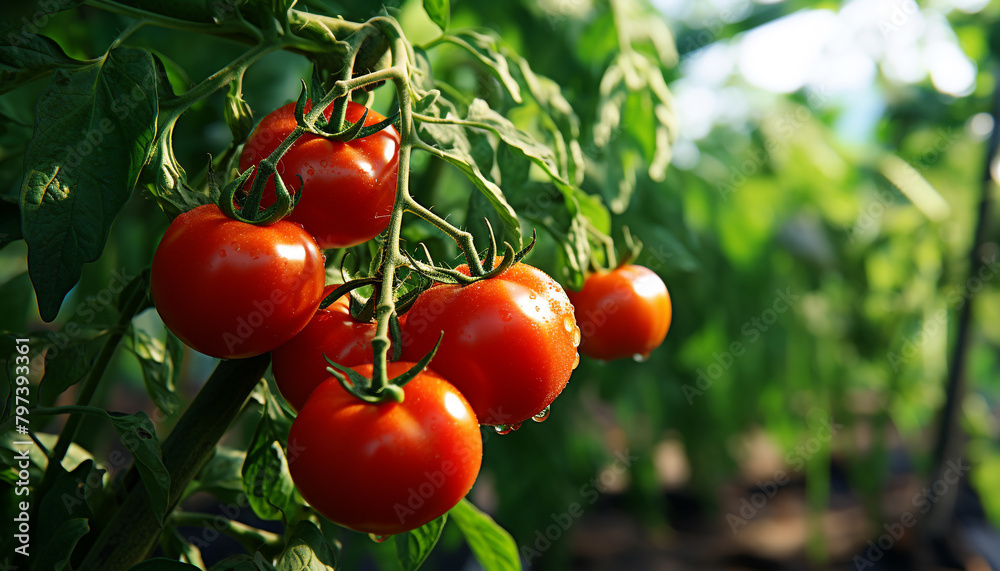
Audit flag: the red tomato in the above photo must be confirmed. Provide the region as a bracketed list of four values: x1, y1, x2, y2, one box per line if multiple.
[401, 261, 580, 426]
[272, 292, 380, 411]
[288, 362, 482, 535]
[567, 264, 672, 361]
[150, 204, 325, 359]
[239, 100, 399, 249]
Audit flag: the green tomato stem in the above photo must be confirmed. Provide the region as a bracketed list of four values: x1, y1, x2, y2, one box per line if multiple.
[77, 354, 271, 571]
[39, 274, 148, 493]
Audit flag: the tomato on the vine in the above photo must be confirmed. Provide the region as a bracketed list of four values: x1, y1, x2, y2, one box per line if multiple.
[150, 204, 326, 359]
[401, 261, 580, 426]
[288, 362, 482, 535]
[272, 291, 396, 411]
[238, 100, 399, 249]
[567, 264, 672, 361]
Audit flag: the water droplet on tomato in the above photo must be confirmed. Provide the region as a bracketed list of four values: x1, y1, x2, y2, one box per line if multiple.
[320, 159, 328, 167]
[218, 249, 226, 257]
[572, 352, 581, 369]
[529, 292, 537, 300]
[562, 316, 574, 332]
[368, 533, 391, 543]
[500, 310, 513, 322]
[494, 424, 513, 435]
[307, 168, 315, 176]
[532, 406, 550, 423]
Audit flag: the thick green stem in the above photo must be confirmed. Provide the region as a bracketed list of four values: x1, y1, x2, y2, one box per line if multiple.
[78, 354, 271, 571]
[168, 511, 282, 556]
[40, 276, 147, 491]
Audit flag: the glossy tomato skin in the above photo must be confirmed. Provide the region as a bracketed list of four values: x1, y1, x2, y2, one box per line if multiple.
[272, 292, 379, 411]
[401, 262, 580, 426]
[288, 362, 482, 535]
[239, 100, 399, 249]
[150, 204, 325, 359]
[567, 264, 672, 361]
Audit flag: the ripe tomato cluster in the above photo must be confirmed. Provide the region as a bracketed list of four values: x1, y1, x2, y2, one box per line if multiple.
[150, 100, 674, 537]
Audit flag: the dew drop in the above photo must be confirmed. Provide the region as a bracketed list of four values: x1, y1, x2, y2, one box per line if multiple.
[534, 306, 540, 312]
[494, 424, 514, 435]
[307, 168, 315, 176]
[500, 310, 513, 322]
[632, 353, 649, 363]
[562, 316, 574, 333]
[369, 533, 390, 543]
[572, 328, 581, 347]
[320, 159, 328, 167]
[572, 352, 580, 369]
[532, 406, 551, 423]
[529, 292, 537, 300]
[218, 249, 227, 258]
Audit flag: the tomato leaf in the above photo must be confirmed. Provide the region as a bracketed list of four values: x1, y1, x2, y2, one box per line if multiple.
[416, 98, 521, 249]
[20, 47, 157, 321]
[125, 329, 182, 416]
[126, 559, 202, 571]
[0, 0, 84, 38]
[276, 520, 339, 571]
[31, 460, 97, 571]
[449, 499, 521, 571]
[444, 32, 521, 104]
[0, 33, 86, 96]
[106, 411, 171, 522]
[189, 446, 246, 503]
[38, 331, 106, 407]
[423, 0, 449, 32]
[242, 414, 297, 521]
[395, 514, 447, 571]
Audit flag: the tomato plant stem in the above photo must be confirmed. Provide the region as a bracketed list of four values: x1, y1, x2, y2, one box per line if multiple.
[78, 354, 271, 571]
[40, 274, 148, 492]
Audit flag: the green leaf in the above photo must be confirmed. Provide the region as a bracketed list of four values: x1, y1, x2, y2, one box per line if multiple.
[20, 47, 157, 321]
[417, 98, 521, 248]
[0, 0, 85, 37]
[190, 446, 246, 502]
[445, 32, 521, 104]
[126, 329, 183, 416]
[32, 460, 97, 571]
[107, 411, 171, 521]
[127, 559, 202, 571]
[242, 414, 297, 521]
[449, 499, 521, 571]
[423, 0, 450, 32]
[276, 520, 339, 571]
[30, 519, 89, 571]
[38, 331, 106, 407]
[0, 33, 85, 96]
[396, 514, 447, 571]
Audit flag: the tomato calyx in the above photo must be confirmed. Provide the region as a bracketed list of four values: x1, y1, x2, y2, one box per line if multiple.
[293, 87, 400, 142]
[405, 225, 538, 287]
[323, 332, 443, 404]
